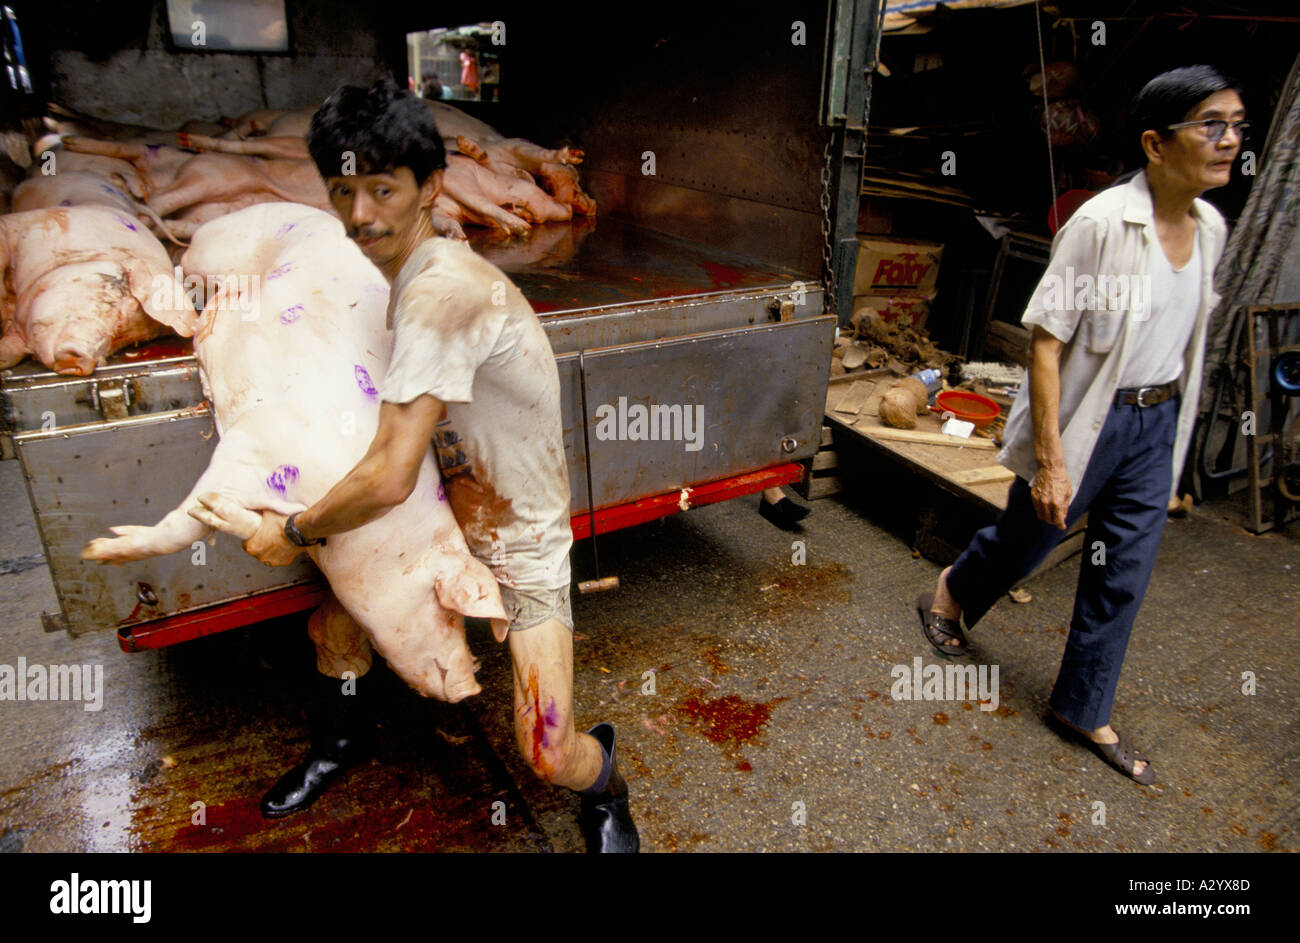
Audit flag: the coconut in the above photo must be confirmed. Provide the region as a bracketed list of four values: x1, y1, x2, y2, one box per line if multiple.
[878, 387, 919, 428]
[896, 376, 929, 413]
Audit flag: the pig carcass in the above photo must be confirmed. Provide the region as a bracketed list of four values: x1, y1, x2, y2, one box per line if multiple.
[453, 133, 594, 216]
[0, 206, 195, 375]
[172, 134, 570, 230]
[13, 171, 190, 245]
[80, 203, 508, 701]
[62, 136, 330, 225]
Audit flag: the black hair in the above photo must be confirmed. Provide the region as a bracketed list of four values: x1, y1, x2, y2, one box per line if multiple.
[307, 76, 446, 185]
[1130, 65, 1242, 146]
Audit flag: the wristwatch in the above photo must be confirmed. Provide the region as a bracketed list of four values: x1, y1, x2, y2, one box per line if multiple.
[284, 512, 326, 547]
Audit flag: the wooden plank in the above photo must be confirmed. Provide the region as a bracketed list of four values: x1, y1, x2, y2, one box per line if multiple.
[807, 476, 843, 499]
[832, 379, 875, 415]
[820, 425, 833, 447]
[812, 451, 838, 471]
[949, 465, 1014, 486]
[863, 426, 998, 449]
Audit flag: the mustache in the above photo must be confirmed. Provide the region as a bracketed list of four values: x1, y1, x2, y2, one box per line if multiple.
[348, 226, 393, 241]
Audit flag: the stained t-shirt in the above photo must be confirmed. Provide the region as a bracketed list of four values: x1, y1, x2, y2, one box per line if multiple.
[379, 238, 571, 591]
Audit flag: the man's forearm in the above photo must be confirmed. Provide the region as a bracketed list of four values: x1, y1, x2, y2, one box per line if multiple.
[1028, 331, 1065, 472]
[290, 399, 443, 542]
[295, 454, 407, 539]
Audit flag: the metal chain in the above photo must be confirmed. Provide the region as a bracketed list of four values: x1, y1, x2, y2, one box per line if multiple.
[819, 136, 836, 315]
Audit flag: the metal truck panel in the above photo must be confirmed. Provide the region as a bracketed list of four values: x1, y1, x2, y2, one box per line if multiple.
[10, 402, 320, 637]
[560, 315, 836, 512]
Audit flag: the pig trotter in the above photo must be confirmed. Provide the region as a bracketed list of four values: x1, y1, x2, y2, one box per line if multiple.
[456, 134, 489, 163]
[576, 722, 639, 853]
[260, 671, 373, 818]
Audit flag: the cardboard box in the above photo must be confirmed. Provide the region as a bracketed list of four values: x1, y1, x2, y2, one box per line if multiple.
[853, 292, 934, 328]
[854, 236, 943, 295]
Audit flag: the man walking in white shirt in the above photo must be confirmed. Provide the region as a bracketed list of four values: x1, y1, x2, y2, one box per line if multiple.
[917, 66, 1244, 785]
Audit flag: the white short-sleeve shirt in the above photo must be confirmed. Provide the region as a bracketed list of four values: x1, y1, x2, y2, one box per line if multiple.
[379, 238, 572, 592]
[997, 170, 1227, 499]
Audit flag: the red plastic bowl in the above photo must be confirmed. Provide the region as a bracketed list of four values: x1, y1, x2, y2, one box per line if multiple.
[931, 390, 1001, 427]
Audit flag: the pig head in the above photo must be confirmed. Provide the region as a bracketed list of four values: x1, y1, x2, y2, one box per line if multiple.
[0, 206, 196, 375]
[81, 203, 507, 702]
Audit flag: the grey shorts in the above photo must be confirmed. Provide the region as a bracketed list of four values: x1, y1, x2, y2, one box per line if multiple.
[499, 583, 573, 633]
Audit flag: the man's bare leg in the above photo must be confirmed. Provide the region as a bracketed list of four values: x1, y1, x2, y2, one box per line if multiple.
[931, 566, 961, 621]
[508, 616, 638, 851]
[507, 617, 602, 790]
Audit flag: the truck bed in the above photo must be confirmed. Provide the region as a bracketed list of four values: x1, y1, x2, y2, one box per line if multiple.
[469, 217, 810, 313]
[1, 221, 833, 640]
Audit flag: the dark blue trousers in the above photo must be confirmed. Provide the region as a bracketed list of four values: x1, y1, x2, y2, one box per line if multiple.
[946, 396, 1178, 730]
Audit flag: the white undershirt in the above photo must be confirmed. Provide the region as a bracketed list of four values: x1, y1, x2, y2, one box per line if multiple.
[1118, 236, 1201, 388]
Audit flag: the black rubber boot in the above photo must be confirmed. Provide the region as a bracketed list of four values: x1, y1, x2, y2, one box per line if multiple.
[260, 671, 372, 818]
[758, 496, 812, 531]
[577, 722, 639, 853]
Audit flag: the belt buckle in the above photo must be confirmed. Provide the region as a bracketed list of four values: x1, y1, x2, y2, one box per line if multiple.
[1136, 386, 1159, 407]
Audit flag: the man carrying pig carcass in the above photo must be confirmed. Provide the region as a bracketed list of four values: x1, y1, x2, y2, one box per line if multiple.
[239, 78, 638, 853]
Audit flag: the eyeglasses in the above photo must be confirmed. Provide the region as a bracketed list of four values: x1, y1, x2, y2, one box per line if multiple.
[1166, 118, 1250, 143]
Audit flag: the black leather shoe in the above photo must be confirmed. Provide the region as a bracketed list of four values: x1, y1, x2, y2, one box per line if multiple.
[578, 723, 639, 853]
[260, 672, 372, 819]
[758, 496, 811, 531]
[259, 733, 369, 818]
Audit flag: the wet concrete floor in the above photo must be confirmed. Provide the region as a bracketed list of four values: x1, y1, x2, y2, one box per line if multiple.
[1, 454, 1296, 853]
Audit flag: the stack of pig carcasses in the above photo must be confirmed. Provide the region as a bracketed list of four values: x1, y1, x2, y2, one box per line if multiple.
[0, 99, 595, 377]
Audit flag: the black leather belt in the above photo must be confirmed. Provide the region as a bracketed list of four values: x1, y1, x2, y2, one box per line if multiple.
[1115, 380, 1179, 407]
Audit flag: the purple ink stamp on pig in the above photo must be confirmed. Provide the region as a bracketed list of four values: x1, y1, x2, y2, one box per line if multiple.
[274, 222, 296, 239]
[115, 215, 138, 231]
[354, 365, 377, 397]
[436, 481, 447, 503]
[59, 200, 71, 206]
[280, 304, 304, 325]
[266, 464, 299, 495]
[267, 262, 295, 281]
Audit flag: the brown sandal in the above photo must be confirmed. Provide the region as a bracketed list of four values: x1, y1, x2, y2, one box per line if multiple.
[1047, 713, 1156, 786]
[917, 592, 968, 656]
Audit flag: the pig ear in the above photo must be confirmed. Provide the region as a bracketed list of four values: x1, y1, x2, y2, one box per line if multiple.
[147, 303, 201, 338]
[140, 276, 201, 337]
[432, 556, 509, 641]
